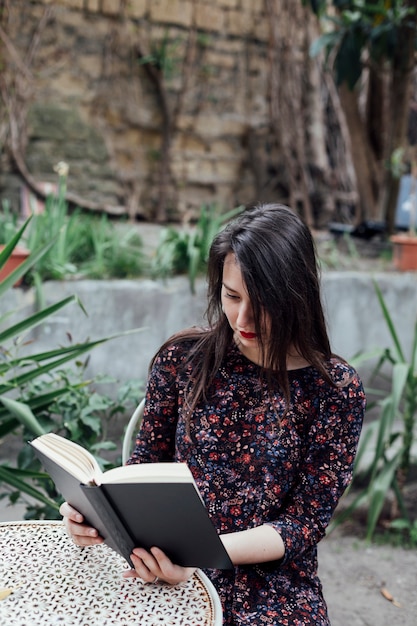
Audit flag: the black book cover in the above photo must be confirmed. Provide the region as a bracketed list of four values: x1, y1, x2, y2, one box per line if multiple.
[32, 444, 233, 570]
[33, 447, 135, 565]
[101, 481, 233, 569]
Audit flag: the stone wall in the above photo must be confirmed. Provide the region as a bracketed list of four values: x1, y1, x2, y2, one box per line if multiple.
[1, 0, 303, 221]
[2, 272, 417, 396]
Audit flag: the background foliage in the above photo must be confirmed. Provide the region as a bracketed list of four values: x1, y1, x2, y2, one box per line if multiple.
[0, 220, 144, 519]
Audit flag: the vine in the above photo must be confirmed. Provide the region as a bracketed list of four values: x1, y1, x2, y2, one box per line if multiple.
[133, 6, 199, 222]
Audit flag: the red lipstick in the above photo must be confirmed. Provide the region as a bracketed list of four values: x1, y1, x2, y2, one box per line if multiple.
[240, 331, 257, 339]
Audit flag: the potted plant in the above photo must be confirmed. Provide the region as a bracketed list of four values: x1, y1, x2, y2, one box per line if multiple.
[390, 154, 417, 271]
[0, 201, 30, 285]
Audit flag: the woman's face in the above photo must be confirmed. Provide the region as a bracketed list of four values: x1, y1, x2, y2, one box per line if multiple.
[221, 252, 268, 365]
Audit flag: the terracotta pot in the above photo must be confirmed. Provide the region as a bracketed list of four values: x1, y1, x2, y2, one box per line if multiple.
[390, 234, 417, 271]
[0, 245, 30, 286]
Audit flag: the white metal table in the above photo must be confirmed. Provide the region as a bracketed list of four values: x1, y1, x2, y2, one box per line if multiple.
[0, 520, 222, 626]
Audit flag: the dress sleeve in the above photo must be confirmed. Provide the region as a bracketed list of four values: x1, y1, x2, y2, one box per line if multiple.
[267, 370, 366, 565]
[127, 342, 185, 464]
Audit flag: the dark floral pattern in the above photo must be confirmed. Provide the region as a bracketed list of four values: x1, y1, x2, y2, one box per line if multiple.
[129, 340, 366, 625]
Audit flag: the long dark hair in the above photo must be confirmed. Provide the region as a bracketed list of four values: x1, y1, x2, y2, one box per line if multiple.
[152, 203, 334, 419]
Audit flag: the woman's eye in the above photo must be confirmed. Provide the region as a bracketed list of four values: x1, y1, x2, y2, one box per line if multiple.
[225, 293, 239, 300]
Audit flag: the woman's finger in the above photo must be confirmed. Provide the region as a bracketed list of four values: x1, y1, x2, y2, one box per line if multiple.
[129, 548, 160, 582]
[67, 522, 103, 546]
[149, 547, 196, 584]
[122, 547, 196, 585]
[59, 501, 103, 546]
[59, 501, 84, 523]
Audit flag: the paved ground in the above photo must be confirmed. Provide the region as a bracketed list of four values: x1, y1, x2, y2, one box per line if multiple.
[319, 532, 417, 626]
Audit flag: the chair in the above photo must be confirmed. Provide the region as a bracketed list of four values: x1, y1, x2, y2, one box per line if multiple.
[122, 398, 145, 464]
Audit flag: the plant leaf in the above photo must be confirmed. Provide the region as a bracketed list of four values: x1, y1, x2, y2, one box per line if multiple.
[373, 279, 405, 362]
[0, 397, 46, 436]
[0, 465, 59, 510]
[0, 295, 81, 344]
[0, 328, 145, 395]
[0, 216, 32, 270]
[366, 449, 403, 540]
[0, 239, 57, 297]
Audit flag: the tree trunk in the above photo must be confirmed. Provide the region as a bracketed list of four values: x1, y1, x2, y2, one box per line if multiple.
[338, 82, 380, 223]
[278, 5, 359, 228]
[366, 65, 387, 163]
[304, 20, 336, 227]
[382, 0, 417, 234]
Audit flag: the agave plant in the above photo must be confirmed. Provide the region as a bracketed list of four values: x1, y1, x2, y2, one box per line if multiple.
[333, 280, 417, 541]
[0, 217, 142, 517]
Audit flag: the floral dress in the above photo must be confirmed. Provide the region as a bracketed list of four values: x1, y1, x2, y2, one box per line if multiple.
[128, 339, 366, 625]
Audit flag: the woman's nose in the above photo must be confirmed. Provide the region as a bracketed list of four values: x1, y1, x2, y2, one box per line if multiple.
[237, 302, 254, 327]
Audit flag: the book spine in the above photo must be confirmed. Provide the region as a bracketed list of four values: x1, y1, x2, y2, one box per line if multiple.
[81, 484, 135, 568]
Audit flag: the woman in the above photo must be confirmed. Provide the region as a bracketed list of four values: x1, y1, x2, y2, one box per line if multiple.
[62, 203, 366, 625]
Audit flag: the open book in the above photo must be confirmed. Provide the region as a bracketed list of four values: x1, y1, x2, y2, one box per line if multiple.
[30, 433, 233, 570]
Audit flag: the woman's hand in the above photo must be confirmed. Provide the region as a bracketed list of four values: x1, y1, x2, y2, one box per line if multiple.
[123, 546, 196, 585]
[59, 501, 104, 547]
[60, 502, 195, 584]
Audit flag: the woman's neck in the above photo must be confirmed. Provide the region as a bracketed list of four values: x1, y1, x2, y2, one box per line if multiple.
[233, 338, 311, 371]
[286, 353, 311, 370]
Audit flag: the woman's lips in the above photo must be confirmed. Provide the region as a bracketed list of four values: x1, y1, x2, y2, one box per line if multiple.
[240, 331, 257, 339]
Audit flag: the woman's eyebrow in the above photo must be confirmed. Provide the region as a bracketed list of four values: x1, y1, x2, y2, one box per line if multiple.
[222, 282, 238, 293]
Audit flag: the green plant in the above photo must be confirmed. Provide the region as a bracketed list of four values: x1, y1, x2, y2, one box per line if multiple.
[16, 171, 144, 282]
[25, 192, 77, 281]
[333, 279, 417, 541]
[0, 219, 144, 518]
[77, 216, 145, 279]
[1, 366, 144, 520]
[389, 517, 417, 547]
[0, 200, 20, 244]
[138, 31, 183, 79]
[317, 233, 361, 270]
[1, 183, 146, 284]
[152, 204, 243, 292]
[307, 1, 415, 88]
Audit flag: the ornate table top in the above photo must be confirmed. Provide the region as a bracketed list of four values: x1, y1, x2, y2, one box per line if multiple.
[0, 520, 222, 626]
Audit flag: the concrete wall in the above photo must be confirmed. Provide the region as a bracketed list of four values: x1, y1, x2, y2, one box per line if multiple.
[2, 272, 416, 396]
[322, 272, 417, 362]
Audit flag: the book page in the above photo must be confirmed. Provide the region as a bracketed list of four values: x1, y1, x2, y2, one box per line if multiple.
[101, 462, 193, 485]
[31, 433, 102, 484]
